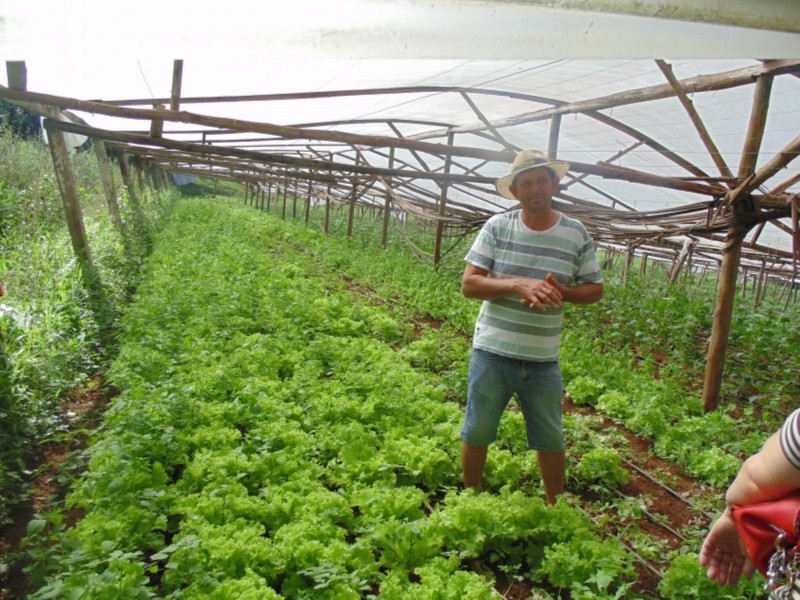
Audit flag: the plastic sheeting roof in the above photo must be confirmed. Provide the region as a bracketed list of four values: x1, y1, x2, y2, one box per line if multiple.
[2, 2, 800, 275]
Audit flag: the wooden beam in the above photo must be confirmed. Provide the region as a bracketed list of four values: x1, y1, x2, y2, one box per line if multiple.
[747, 132, 800, 192]
[415, 61, 800, 138]
[739, 74, 774, 182]
[460, 91, 516, 152]
[656, 60, 733, 180]
[44, 117, 497, 186]
[0, 85, 512, 163]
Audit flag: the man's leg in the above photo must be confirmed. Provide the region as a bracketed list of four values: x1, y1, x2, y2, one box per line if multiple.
[461, 443, 488, 490]
[537, 448, 565, 504]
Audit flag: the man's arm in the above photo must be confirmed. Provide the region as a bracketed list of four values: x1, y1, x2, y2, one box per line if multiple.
[546, 273, 603, 305]
[462, 263, 563, 311]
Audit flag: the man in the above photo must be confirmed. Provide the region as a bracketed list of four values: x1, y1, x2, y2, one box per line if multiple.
[459, 149, 604, 504]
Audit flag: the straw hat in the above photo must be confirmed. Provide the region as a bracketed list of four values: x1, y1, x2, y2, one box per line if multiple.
[495, 150, 570, 200]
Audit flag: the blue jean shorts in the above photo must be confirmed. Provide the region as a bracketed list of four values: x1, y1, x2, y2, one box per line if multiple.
[459, 348, 564, 451]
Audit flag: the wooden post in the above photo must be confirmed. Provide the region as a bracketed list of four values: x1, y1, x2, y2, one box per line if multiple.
[117, 149, 137, 204]
[150, 102, 165, 138]
[292, 176, 298, 219]
[170, 60, 184, 111]
[434, 132, 455, 267]
[347, 156, 360, 237]
[667, 238, 693, 286]
[381, 148, 395, 247]
[702, 74, 772, 413]
[347, 177, 357, 236]
[754, 259, 767, 306]
[548, 115, 562, 160]
[133, 157, 146, 193]
[622, 243, 635, 287]
[46, 125, 91, 263]
[281, 171, 288, 219]
[324, 179, 332, 234]
[305, 178, 311, 224]
[93, 139, 124, 232]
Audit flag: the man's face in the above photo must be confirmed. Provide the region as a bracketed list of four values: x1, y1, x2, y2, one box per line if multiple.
[509, 167, 559, 212]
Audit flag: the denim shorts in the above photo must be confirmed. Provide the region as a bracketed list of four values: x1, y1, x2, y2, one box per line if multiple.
[459, 348, 564, 451]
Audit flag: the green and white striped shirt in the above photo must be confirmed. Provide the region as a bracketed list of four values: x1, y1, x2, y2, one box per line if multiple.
[465, 210, 603, 362]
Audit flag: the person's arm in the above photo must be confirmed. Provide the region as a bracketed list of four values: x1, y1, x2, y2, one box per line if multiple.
[700, 418, 800, 586]
[545, 273, 603, 305]
[726, 430, 800, 506]
[699, 507, 754, 586]
[461, 263, 563, 311]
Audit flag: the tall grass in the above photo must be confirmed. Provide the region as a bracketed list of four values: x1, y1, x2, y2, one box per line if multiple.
[0, 127, 172, 523]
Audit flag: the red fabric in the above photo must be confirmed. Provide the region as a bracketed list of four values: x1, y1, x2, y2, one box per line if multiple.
[731, 490, 800, 577]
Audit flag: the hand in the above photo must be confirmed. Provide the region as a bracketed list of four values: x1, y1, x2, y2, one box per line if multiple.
[518, 274, 563, 311]
[699, 508, 756, 586]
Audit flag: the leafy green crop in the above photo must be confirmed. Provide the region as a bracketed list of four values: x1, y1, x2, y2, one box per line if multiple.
[24, 198, 642, 598]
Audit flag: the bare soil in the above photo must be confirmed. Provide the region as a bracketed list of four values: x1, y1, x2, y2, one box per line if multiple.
[0, 376, 112, 600]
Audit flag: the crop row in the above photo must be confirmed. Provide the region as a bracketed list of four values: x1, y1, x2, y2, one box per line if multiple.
[29, 199, 639, 599]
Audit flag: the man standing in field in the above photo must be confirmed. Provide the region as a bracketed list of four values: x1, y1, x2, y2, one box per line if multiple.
[459, 150, 604, 504]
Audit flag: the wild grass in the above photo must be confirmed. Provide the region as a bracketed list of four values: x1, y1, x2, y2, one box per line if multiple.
[0, 127, 173, 523]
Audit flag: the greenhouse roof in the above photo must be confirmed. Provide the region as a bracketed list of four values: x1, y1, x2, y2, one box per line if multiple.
[2, 1, 800, 278]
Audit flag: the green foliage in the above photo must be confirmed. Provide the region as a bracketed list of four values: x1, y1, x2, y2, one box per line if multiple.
[572, 447, 630, 488]
[0, 127, 171, 530]
[12, 183, 799, 599]
[658, 552, 764, 599]
[24, 199, 640, 598]
[539, 537, 634, 598]
[565, 375, 606, 406]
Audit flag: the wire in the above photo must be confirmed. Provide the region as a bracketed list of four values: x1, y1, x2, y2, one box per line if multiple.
[137, 60, 156, 100]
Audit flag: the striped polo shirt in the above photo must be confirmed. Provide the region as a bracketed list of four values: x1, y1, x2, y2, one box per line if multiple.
[465, 210, 603, 362]
[780, 409, 800, 469]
